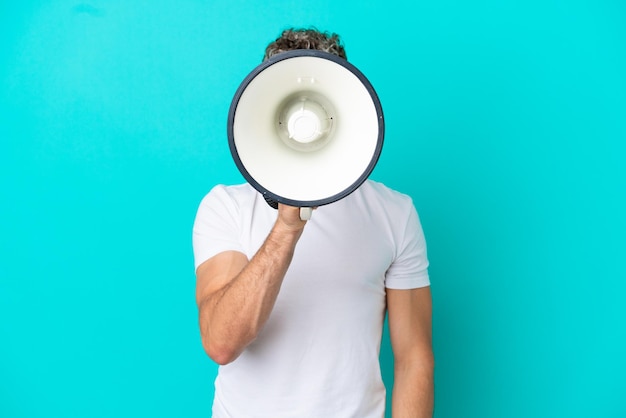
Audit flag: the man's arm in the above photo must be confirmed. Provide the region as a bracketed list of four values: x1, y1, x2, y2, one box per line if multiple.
[195, 204, 307, 365]
[387, 286, 434, 418]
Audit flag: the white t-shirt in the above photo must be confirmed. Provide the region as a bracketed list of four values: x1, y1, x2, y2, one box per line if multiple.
[192, 180, 429, 418]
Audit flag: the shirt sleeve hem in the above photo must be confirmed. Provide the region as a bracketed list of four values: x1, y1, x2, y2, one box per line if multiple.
[384, 273, 430, 290]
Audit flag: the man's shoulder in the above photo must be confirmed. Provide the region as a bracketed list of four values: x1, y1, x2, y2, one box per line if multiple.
[360, 179, 414, 208]
[201, 183, 257, 204]
[207, 183, 255, 195]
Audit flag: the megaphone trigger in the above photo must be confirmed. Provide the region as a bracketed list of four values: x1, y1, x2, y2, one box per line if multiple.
[299, 207, 313, 221]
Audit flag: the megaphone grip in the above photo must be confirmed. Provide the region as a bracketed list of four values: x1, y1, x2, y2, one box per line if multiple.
[262, 194, 279, 209]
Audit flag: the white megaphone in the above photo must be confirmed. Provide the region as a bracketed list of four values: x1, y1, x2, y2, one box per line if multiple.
[227, 49, 384, 220]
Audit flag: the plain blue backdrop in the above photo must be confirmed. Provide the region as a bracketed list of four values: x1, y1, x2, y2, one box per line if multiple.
[1, 1, 625, 417]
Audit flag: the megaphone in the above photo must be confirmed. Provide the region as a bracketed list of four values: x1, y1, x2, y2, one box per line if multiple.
[227, 49, 384, 220]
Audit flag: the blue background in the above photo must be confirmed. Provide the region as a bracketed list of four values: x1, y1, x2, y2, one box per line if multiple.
[1, 1, 625, 417]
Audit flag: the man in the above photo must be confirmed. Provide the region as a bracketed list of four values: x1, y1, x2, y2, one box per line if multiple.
[193, 28, 434, 418]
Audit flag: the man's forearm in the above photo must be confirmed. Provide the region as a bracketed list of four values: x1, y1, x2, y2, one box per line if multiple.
[392, 361, 434, 418]
[207, 222, 301, 338]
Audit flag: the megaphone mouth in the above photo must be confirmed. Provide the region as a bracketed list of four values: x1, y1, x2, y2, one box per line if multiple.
[227, 49, 384, 208]
[276, 91, 336, 152]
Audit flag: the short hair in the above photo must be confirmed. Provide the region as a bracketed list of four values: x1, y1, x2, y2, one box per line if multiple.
[263, 28, 347, 61]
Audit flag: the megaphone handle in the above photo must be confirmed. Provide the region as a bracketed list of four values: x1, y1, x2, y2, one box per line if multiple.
[300, 207, 313, 221]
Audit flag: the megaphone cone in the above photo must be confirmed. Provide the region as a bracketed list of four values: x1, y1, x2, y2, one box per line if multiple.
[228, 49, 384, 213]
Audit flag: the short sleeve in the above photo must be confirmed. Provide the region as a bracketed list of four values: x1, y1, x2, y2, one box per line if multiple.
[384, 203, 430, 289]
[192, 185, 245, 270]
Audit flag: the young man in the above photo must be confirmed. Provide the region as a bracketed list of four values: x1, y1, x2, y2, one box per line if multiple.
[193, 28, 434, 418]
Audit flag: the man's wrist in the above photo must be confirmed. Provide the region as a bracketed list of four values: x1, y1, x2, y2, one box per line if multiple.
[270, 220, 305, 241]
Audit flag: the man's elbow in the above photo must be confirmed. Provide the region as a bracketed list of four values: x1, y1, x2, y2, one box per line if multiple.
[418, 349, 435, 373]
[201, 338, 241, 365]
[396, 348, 435, 375]
[421, 349, 435, 371]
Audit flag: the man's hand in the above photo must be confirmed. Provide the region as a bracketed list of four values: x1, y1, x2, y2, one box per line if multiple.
[276, 204, 309, 233]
